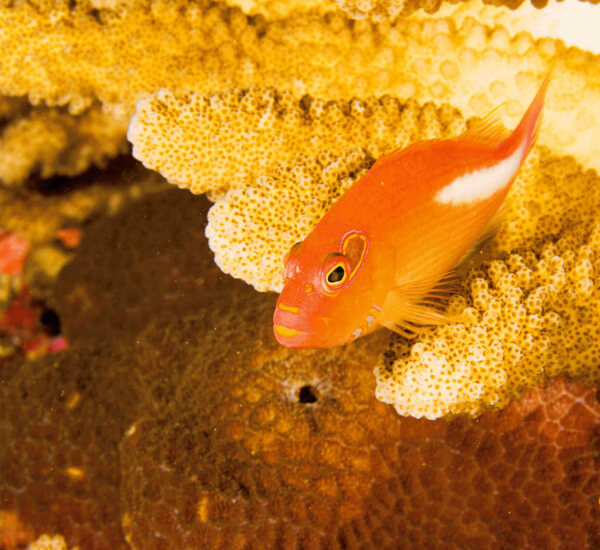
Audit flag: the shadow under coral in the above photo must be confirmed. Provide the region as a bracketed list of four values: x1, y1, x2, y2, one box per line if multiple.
[0, 188, 599, 550]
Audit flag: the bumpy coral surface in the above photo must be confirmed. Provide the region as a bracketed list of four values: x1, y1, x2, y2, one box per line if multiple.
[0, 103, 128, 187]
[53, 188, 249, 347]
[207, 149, 371, 291]
[375, 145, 600, 418]
[0, 189, 247, 549]
[130, 87, 463, 197]
[2, 183, 598, 549]
[131, 89, 462, 289]
[120, 295, 600, 550]
[2, 0, 600, 173]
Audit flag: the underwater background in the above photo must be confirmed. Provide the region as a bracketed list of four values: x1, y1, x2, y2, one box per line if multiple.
[0, 0, 599, 548]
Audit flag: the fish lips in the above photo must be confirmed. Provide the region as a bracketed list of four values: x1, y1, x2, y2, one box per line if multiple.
[272, 305, 331, 348]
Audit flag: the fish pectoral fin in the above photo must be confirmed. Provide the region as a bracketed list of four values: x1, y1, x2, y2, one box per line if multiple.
[454, 205, 505, 272]
[378, 276, 463, 338]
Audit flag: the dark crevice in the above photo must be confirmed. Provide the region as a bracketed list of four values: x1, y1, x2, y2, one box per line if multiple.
[298, 385, 318, 404]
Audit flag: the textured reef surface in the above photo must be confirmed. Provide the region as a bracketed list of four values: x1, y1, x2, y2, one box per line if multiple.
[0, 0, 600, 548]
[0, 189, 598, 549]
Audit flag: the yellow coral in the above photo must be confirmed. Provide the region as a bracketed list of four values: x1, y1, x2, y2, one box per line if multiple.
[27, 534, 70, 550]
[129, 87, 463, 197]
[4, 1, 600, 173]
[336, 0, 431, 20]
[224, 0, 331, 17]
[0, 105, 128, 186]
[374, 146, 600, 419]
[207, 150, 370, 291]
[204, 94, 464, 291]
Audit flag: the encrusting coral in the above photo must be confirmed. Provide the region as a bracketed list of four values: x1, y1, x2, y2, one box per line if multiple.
[0, 189, 249, 550]
[52, 188, 249, 347]
[121, 297, 600, 550]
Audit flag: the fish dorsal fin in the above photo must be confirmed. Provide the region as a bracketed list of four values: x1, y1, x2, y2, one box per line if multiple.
[461, 104, 509, 147]
[378, 273, 463, 338]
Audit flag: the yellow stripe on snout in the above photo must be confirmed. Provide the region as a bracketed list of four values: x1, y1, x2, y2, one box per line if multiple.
[274, 325, 299, 337]
[278, 303, 300, 313]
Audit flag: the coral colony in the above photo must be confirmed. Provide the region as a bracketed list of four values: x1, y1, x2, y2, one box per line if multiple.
[0, 1, 599, 549]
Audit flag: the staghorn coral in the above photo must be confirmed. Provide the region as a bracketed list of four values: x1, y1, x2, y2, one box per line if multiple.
[0, 104, 128, 187]
[374, 145, 600, 418]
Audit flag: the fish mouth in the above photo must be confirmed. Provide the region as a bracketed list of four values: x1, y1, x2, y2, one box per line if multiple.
[273, 303, 330, 348]
[273, 324, 302, 338]
[273, 324, 315, 348]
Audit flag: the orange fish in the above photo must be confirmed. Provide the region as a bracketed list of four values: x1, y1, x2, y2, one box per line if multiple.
[274, 77, 549, 348]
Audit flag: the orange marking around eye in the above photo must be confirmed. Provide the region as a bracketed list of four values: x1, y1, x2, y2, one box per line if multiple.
[341, 231, 368, 282]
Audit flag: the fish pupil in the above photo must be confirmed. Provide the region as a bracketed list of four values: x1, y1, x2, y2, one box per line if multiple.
[327, 265, 345, 283]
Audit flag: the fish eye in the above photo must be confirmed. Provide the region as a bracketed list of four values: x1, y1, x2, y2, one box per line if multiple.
[326, 263, 346, 286]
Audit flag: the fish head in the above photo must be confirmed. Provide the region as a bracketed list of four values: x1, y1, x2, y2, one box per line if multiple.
[273, 231, 372, 348]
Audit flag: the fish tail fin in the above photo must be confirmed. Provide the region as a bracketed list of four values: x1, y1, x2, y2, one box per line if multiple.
[507, 72, 551, 158]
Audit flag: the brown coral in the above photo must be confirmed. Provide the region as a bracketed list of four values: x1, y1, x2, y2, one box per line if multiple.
[52, 188, 249, 347]
[0, 188, 248, 549]
[1, 181, 598, 550]
[119, 292, 600, 550]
